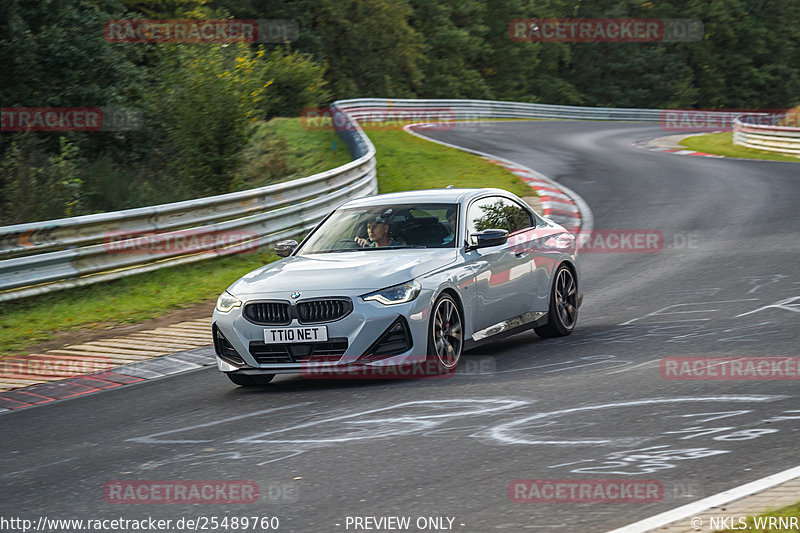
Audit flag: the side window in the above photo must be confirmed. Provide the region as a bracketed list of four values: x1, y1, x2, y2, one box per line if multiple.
[467, 197, 533, 235]
[504, 199, 533, 233]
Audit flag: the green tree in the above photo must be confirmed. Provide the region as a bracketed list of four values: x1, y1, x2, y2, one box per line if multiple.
[683, 0, 800, 109]
[478, 0, 542, 102]
[532, 0, 698, 107]
[255, 47, 332, 118]
[473, 200, 529, 232]
[145, 43, 268, 195]
[0, 0, 142, 159]
[409, 0, 492, 99]
[211, 0, 325, 58]
[314, 0, 424, 98]
[1, 136, 84, 225]
[120, 0, 221, 18]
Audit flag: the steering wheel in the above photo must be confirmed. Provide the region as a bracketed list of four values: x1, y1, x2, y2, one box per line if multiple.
[336, 238, 361, 249]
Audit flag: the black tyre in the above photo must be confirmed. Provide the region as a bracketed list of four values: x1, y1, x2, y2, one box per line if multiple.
[534, 264, 578, 338]
[427, 293, 464, 373]
[226, 373, 276, 387]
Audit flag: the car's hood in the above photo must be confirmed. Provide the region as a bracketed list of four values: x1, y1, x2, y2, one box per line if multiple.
[229, 249, 457, 297]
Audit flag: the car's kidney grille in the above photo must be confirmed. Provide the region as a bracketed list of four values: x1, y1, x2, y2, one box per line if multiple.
[244, 302, 291, 325]
[249, 338, 348, 364]
[297, 299, 352, 324]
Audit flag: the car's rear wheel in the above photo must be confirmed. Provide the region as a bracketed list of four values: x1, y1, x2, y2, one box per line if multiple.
[427, 293, 463, 373]
[226, 373, 276, 387]
[534, 264, 578, 338]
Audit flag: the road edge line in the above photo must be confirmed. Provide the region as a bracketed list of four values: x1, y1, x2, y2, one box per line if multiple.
[605, 464, 800, 533]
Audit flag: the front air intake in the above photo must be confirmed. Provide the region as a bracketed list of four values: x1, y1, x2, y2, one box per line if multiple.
[361, 317, 413, 360]
[249, 338, 349, 364]
[213, 325, 245, 366]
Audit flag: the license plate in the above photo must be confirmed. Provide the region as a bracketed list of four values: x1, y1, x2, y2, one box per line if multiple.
[264, 326, 328, 343]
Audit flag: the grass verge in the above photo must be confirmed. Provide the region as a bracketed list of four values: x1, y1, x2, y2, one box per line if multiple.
[0, 251, 277, 355]
[369, 127, 532, 198]
[680, 132, 800, 162]
[0, 118, 534, 356]
[717, 500, 800, 532]
[234, 117, 352, 189]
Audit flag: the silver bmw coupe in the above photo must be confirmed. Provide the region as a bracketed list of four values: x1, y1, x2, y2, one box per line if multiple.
[212, 188, 581, 386]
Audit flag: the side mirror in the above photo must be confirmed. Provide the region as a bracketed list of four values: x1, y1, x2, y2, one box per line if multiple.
[274, 239, 298, 257]
[468, 229, 508, 250]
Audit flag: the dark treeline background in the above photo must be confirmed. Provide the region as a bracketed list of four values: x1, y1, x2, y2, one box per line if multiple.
[1, 0, 798, 224]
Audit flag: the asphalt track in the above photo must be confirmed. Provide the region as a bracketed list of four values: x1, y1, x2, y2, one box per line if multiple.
[2, 121, 799, 532]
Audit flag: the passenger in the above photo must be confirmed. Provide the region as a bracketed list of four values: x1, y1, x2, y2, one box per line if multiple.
[441, 206, 458, 245]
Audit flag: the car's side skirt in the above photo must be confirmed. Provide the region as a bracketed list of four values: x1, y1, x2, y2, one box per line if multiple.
[467, 311, 548, 346]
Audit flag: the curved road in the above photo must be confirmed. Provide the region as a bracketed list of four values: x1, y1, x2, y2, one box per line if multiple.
[2, 121, 799, 532]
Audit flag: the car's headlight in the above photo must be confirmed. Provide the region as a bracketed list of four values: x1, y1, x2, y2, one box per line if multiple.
[216, 291, 242, 313]
[362, 280, 422, 305]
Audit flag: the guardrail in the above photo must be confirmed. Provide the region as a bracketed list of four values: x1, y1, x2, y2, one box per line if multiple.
[733, 114, 800, 156]
[0, 104, 376, 301]
[333, 98, 746, 124]
[0, 98, 780, 301]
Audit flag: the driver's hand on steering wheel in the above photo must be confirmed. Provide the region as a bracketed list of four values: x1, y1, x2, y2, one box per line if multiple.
[355, 236, 370, 247]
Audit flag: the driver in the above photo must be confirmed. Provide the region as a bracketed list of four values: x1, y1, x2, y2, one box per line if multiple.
[355, 215, 400, 247]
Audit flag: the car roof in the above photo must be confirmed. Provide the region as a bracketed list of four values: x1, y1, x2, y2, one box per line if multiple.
[339, 188, 517, 208]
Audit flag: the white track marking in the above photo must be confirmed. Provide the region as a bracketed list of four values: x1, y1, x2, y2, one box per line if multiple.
[127, 403, 313, 443]
[605, 464, 800, 533]
[488, 396, 786, 446]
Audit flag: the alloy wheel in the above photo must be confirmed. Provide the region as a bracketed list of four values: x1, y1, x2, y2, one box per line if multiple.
[432, 296, 463, 369]
[555, 267, 578, 329]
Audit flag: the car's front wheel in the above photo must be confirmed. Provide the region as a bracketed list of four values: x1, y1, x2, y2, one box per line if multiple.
[534, 264, 578, 338]
[226, 373, 276, 387]
[427, 293, 463, 373]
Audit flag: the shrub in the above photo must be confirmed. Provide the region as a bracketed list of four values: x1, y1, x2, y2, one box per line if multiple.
[0, 136, 84, 225]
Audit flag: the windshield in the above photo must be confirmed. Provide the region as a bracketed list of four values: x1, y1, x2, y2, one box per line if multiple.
[298, 203, 459, 253]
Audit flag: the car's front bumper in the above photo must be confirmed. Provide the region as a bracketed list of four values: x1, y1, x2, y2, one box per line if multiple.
[212, 288, 436, 375]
